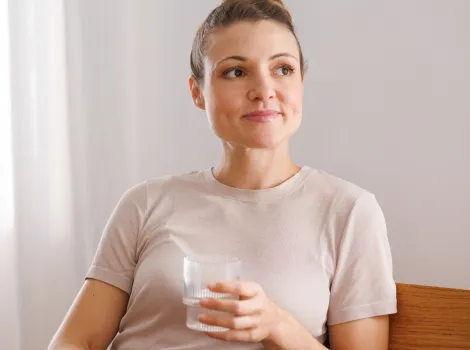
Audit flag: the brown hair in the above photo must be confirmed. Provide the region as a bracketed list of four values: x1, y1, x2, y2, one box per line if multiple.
[190, 0, 306, 84]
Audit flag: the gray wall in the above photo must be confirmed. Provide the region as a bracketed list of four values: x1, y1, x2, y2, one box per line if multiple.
[66, 0, 470, 294]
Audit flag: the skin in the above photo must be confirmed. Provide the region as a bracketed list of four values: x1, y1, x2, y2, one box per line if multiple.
[48, 279, 129, 350]
[49, 19, 389, 350]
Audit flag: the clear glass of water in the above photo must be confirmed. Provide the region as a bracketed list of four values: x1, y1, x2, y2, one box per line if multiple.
[183, 254, 241, 332]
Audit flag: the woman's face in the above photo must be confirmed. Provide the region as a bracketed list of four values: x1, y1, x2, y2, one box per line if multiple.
[191, 20, 304, 149]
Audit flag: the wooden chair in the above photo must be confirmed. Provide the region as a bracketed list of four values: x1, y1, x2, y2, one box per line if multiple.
[389, 283, 470, 349]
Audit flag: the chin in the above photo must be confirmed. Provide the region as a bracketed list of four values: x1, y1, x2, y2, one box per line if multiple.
[215, 124, 300, 149]
[244, 125, 300, 149]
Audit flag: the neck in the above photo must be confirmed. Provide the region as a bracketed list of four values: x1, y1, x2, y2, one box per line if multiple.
[213, 142, 301, 190]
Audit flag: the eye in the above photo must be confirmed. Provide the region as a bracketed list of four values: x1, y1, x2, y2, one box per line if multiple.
[275, 64, 295, 76]
[223, 68, 245, 78]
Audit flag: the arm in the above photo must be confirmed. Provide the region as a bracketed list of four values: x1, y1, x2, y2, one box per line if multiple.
[328, 315, 389, 349]
[48, 279, 129, 350]
[261, 313, 328, 350]
[263, 315, 389, 350]
[50, 183, 146, 349]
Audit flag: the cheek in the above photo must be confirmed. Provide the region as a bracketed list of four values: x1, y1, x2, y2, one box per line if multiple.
[209, 86, 242, 115]
[284, 85, 303, 116]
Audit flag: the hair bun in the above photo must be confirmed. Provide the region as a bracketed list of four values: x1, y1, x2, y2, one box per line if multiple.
[269, 0, 286, 7]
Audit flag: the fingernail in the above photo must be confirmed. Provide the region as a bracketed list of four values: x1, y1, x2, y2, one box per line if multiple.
[198, 314, 206, 321]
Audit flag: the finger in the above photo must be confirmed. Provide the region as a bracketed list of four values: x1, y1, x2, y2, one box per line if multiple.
[207, 280, 261, 298]
[200, 296, 262, 315]
[198, 313, 259, 330]
[205, 328, 264, 343]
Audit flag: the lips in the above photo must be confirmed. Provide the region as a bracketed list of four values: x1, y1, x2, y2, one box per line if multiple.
[242, 110, 280, 122]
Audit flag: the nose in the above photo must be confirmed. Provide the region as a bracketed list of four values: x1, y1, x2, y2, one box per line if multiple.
[247, 74, 276, 104]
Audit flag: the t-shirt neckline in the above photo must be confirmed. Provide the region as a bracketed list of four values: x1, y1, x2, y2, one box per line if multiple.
[201, 166, 312, 202]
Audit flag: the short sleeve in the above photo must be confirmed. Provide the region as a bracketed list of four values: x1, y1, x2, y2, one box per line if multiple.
[327, 192, 397, 325]
[86, 182, 147, 294]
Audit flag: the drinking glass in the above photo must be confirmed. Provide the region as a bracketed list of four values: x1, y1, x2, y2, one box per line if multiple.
[183, 254, 241, 332]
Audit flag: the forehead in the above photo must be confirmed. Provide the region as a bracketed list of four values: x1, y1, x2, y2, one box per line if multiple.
[204, 20, 299, 64]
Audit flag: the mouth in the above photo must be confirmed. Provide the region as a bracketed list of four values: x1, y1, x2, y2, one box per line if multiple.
[242, 109, 280, 122]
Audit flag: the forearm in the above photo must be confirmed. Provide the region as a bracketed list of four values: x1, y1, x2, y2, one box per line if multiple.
[264, 314, 329, 350]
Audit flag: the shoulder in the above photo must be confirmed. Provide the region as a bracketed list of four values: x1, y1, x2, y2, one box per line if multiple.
[300, 168, 385, 225]
[145, 170, 204, 195]
[305, 168, 374, 202]
[116, 170, 204, 205]
[123, 170, 207, 209]
[111, 171, 206, 223]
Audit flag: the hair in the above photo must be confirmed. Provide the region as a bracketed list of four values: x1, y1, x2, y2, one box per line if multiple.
[190, 0, 306, 84]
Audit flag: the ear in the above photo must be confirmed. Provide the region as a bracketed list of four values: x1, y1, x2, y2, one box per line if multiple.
[189, 75, 206, 110]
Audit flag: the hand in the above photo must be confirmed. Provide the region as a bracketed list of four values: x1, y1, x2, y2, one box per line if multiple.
[197, 280, 292, 344]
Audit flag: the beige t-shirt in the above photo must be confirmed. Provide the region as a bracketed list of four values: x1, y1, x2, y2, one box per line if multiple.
[86, 166, 397, 349]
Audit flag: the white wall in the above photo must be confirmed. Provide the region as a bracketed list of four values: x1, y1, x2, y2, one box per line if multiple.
[65, 0, 470, 294]
[290, 0, 470, 289]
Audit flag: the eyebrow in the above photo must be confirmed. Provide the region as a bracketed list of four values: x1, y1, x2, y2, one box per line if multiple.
[216, 52, 299, 66]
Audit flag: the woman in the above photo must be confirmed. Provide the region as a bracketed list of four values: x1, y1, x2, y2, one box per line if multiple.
[49, 0, 396, 349]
